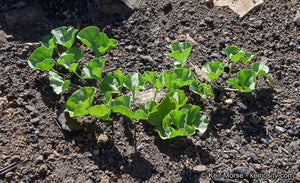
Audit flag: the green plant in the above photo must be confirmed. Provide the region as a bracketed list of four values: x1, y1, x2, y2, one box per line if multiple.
[201, 46, 272, 92]
[28, 26, 212, 140]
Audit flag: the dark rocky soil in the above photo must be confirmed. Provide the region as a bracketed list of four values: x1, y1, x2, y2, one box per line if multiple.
[0, 0, 299, 182]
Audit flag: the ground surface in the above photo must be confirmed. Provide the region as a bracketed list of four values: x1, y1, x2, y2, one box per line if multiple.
[0, 0, 299, 182]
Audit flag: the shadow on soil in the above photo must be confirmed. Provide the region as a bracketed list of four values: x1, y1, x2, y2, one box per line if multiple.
[60, 122, 155, 182]
[0, 1, 132, 43]
[237, 88, 276, 143]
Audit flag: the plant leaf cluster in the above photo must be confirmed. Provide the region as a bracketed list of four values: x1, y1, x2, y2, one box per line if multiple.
[201, 46, 272, 92]
[28, 26, 273, 140]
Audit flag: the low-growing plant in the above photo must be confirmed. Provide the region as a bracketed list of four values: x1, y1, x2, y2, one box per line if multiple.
[201, 46, 273, 92]
[28, 26, 211, 139]
[28, 26, 273, 140]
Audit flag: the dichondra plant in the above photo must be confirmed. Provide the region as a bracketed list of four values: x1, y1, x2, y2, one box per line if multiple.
[28, 26, 211, 139]
[28, 26, 273, 140]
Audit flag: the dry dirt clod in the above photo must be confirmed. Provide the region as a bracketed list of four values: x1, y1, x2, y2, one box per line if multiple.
[97, 134, 109, 144]
[253, 164, 262, 171]
[39, 164, 48, 174]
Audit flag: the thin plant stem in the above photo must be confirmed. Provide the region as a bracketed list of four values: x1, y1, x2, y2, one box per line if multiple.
[51, 68, 67, 77]
[153, 88, 158, 102]
[70, 83, 82, 88]
[227, 62, 237, 79]
[132, 92, 136, 112]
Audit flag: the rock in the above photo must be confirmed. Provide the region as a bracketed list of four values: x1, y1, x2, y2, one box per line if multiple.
[25, 105, 37, 112]
[5, 172, 14, 179]
[139, 55, 154, 63]
[238, 102, 247, 110]
[204, 0, 214, 5]
[134, 88, 168, 107]
[30, 117, 40, 125]
[275, 126, 286, 134]
[4, 5, 50, 26]
[27, 134, 38, 143]
[193, 165, 207, 173]
[48, 154, 55, 161]
[162, 1, 172, 14]
[93, 0, 139, 16]
[214, 0, 264, 18]
[294, 9, 300, 26]
[125, 45, 134, 51]
[296, 172, 300, 182]
[137, 144, 144, 151]
[295, 102, 300, 111]
[39, 164, 48, 174]
[204, 17, 214, 24]
[232, 166, 250, 175]
[97, 134, 109, 144]
[288, 140, 299, 153]
[53, 150, 60, 157]
[253, 164, 262, 171]
[36, 155, 44, 164]
[249, 153, 258, 162]
[57, 109, 83, 132]
[260, 138, 270, 145]
[251, 20, 263, 29]
[10, 155, 20, 163]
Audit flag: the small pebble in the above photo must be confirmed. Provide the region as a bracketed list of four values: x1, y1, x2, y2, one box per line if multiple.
[36, 155, 44, 164]
[275, 126, 286, 134]
[253, 164, 262, 171]
[193, 165, 207, 172]
[225, 99, 233, 104]
[97, 134, 108, 144]
[249, 153, 258, 162]
[137, 144, 144, 151]
[5, 172, 14, 179]
[39, 164, 48, 174]
[232, 166, 250, 174]
[260, 138, 269, 145]
[30, 117, 40, 124]
[93, 149, 100, 156]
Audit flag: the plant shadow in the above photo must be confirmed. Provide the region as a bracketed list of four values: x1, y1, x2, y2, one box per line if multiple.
[236, 88, 276, 143]
[60, 118, 154, 182]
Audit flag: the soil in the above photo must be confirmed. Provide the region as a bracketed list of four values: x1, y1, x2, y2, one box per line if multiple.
[0, 0, 299, 182]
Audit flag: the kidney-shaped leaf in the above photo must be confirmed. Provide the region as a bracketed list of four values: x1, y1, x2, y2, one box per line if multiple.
[40, 34, 56, 49]
[81, 57, 106, 80]
[172, 68, 195, 88]
[225, 46, 244, 64]
[154, 104, 208, 139]
[100, 71, 123, 94]
[57, 53, 78, 73]
[202, 61, 225, 82]
[123, 72, 146, 94]
[111, 96, 147, 120]
[165, 90, 188, 110]
[51, 26, 78, 48]
[148, 97, 177, 126]
[190, 80, 214, 99]
[251, 62, 269, 77]
[241, 51, 254, 64]
[227, 69, 256, 92]
[66, 87, 96, 117]
[28, 46, 55, 70]
[49, 71, 70, 94]
[67, 47, 84, 62]
[182, 104, 208, 134]
[77, 26, 117, 57]
[167, 42, 192, 67]
[88, 105, 111, 121]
